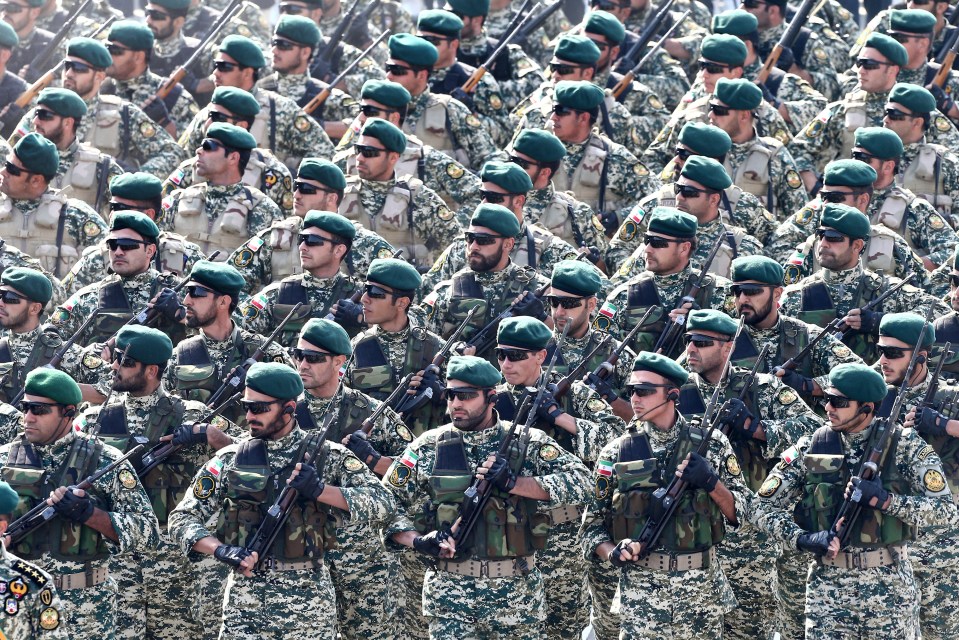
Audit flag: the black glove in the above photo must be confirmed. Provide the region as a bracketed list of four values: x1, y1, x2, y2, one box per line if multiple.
[52, 487, 94, 523]
[607, 539, 635, 567]
[450, 87, 477, 113]
[850, 476, 889, 508]
[344, 14, 372, 48]
[796, 530, 835, 556]
[485, 455, 517, 493]
[412, 530, 450, 558]
[142, 96, 171, 126]
[171, 423, 208, 448]
[289, 463, 325, 502]
[152, 287, 186, 322]
[311, 57, 333, 83]
[857, 310, 884, 336]
[583, 371, 618, 403]
[512, 291, 547, 321]
[214, 544, 254, 568]
[597, 209, 619, 237]
[345, 431, 382, 468]
[928, 83, 956, 115]
[535, 385, 564, 425]
[680, 452, 719, 492]
[0, 104, 27, 136]
[759, 82, 782, 108]
[773, 367, 815, 395]
[775, 46, 795, 72]
[333, 298, 364, 327]
[720, 398, 760, 439]
[916, 406, 951, 437]
[583, 245, 602, 265]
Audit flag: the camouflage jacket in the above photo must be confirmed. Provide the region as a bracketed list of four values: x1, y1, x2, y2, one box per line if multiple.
[743, 58, 828, 137]
[0, 545, 69, 638]
[106, 69, 200, 137]
[458, 32, 547, 112]
[523, 184, 608, 257]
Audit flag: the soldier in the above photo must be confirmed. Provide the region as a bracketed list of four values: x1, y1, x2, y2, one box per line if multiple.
[144, 0, 206, 100]
[0, 21, 28, 139]
[853, 0, 952, 61]
[0, 368, 159, 637]
[182, 0, 271, 50]
[168, 362, 395, 640]
[382, 354, 591, 639]
[1, 0, 52, 79]
[751, 362, 957, 639]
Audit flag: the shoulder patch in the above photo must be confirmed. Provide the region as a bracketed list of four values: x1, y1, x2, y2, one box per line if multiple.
[634, 163, 649, 177]
[263, 170, 278, 187]
[139, 121, 156, 138]
[936, 115, 951, 132]
[388, 463, 410, 487]
[648, 94, 664, 111]
[294, 115, 312, 132]
[587, 397, 606, 413]
[395, 423, 413, 443]
[465, 113, 482, 128]
[757, 475, 781, 497]
[804, 119, 824, 138]
[82, 352, 102, 369]
[930, 215, 946, 230]
[918, 444, 936, 461]
[39, 606, 60, 630]
[437, 206, 454, 221]
[832, 343, 852, 358]
[344, 455, 364, 472]
[83, 220, 101, 238]
[786, 170, 802, 190]
[595, 474, 610, 500]
[193, 474, 216, 499]
[489, 94, 503, 110]
[783, 264, 802, 285]
[117, 468, 137, 490]
[39, 587, 52, 606]
[377, 247, 393, 259]
[539, 443, 560, 461]
[923, 468, 947, 493]
[780, 445, 800, 465]
[445, 163, 464, 179]
[233, 248, 254, 267]
[725, 454, 742, 476]
[778, 388, 798, 405]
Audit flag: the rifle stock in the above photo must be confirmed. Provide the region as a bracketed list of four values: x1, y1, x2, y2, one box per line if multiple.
[461, 9, 538, 93]
[612, 6, 686, 98]
[757, 0, 816, 83]
[304, 30, 391, 115]
[23, 0, 92, 82]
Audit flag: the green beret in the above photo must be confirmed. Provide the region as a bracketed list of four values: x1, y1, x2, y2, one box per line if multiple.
[470, 203, 521, 237]
[246, 362, 304, 400]
[110, 172, 162, 201]
[24, 369, 81, 406]
[1, 267, 52, 304]
[23, 0, 43, 6]
[447, 0, 489, 17]
[109, 20, 154, 51]
[37, 88, 87, 119]
[116, 325, 173, 365]
[66, 37, 112, 69]
[297, 159, 346, 191]
[631, 352, 689, 387]
[189, 260, 246, 300]
[150, 0, 190, 10]
[585, 10, 626, 44]
[647, 207, 697, 238]
[360, 79, 411, 109]
[447, 355, 501, 388]
[551, 259, 602, 296]
[275, 15, 321, 47]
[418, 9, 463, 37]
[854, 126, 903, 160]
[205, 122, 256, 151]
[712, 9, 758, 36]
[731, 255, 784, 286]
[480, 161, 533, 194]
[553, 35, 601, 65]
[554, 80, 605, 111]
[14, 133, 58, 178]
[680, 155, 732, 191]
[678, 122, 731, 157]
[823, 159, 877, 187]
[829, 363, 888, 404]
[218, 34, 265, 69]
[511, 129, 566, 163]
[367, 258, 421, 292]
[111, 210, 160, 243]
[0, 20, 19, 49]
[821, 203, 871, 240]
[864, 33, 908, 67]
[300, 318, 352, 356]
[361, 117, 407, 154]
[687, 309, 738, 336]
[879, 312, 935, 347]
[700, 34, 747, 66]
[714, 77, 762, 111]
[388, 33, 439, 67]
[211, 86, 261, 117]
[0, 480, 19, 515]
[888, 82, 937, 115]
[890, 9, 937, 34]
[497, 316, 551, 350]
[303, 210, 357, 240]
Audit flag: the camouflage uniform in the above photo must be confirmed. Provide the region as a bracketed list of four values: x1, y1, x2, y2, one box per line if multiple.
[429, 64, 512, 148]
[623, 4, 710, 78]
[106, 70, 200, 137]
[757, 20, 847, 100]
[256, 72, 363, 139]
[458, 32, 547, 112]
[899, 140, 959, 227]
[184, 0, 271, 47]
[0, 545, 70, 638]
[523, 183, 607, 257]
[593, 67, 672, 151]
[743, 58, 829, 137]
[485, 5, 553, 65]
[0, 402, 23, 445]
[851, 9, 950, 61]
[559, 328, 635, 400]
[318, 12, 390, 65]
[611, 43, 691, 113]
[50, 140, 124, 216]
[725, 135, 807, 221]
[0, 239, 65, 306]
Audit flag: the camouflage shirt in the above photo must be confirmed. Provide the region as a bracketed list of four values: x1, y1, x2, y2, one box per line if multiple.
[0, 545, 69, 639]
[302, 387, 412, 459]
[523, 184, 608, 257]
[50, 140, 124, 215]
[458, 33, 547, 112]
[107, 70, 200, 137]
[743, 58, 828, 137]
[429, 64, 512, 149]
[1, 325, 112, 398]
[725, 135, 808, 221]
[593, 67, 671, 152]
[757, 21, 846, 100]
[257, 71, 362, 134]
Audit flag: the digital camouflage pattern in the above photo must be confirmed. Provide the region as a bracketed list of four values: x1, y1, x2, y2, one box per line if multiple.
[523, 184, 608, 258]
[429, 65, 512, 149]
[0, 545, 69, 639]
[0, 402, 23, 445]
[594, 67, 672, 152]
[757, 21, 847, 100]
[458, 34, 547, 112]
[725, 137, 808, 221]
[402, 90, 507, 170]
[107, 70, 201, 137]
[186, 0, 272, 46]
[49, 141, 124, 215]
[560, 328, 635, 400]
[261, 69, 372, 119]
[616, 46, 691, 113]
[743, 59, 829, 136]
[0, 325, 112, 400]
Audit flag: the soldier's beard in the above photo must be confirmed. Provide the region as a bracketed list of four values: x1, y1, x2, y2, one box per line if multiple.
[468, 247, 504, 272]
[740, 296, 773, 326]
[450, 404, 492, 431]
[186, 305, 218, 328]
[250, 414, 289, 439]
[113, 366, 148, 393]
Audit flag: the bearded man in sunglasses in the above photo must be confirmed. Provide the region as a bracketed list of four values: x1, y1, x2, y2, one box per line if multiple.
[0, 0, 53, 80]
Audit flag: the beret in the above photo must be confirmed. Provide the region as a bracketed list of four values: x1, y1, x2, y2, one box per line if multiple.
[447, 355, 502, 388]
[111, 210, 160, 242]
[554, 79, 605, 110]
[700, 34, 747, 66]
[218, 35, 265, 69]
[511, 129, 567, 162]
[480, 161, 533, 194]
[553, 35, 602, 65]
[714, 77, 762, 111]
[211, 86, 261, 117]
[497, 316, 552, 350]
[23, 0, 43, 6]
[829, 363, 888, 403]
[67, 37, 112, 69]
[0, 21, 18, 49]
[854, 126, 903, 160]
[205, 122, 257, 151]
[681, 155, 732, 191]
[821, 203, 871, 240]
[361, 117, 407, 154]
[388, 33, 439, 67]
[150, 0, 191, 10]
[712, 9, 758, 36]
[879, 312, 935, 347]
[888, 82, 937, 115]
[551, 259, 603, 296]
[37, 87, 87, 119]
[24, 369, 81, 406]
[730, 255, 784, 286]
[189, 260, 246, 300]
[585, 10, 626, 44]
[246, 362, 304, 400]
[447, 0, 489, 16]
[116, 325, 173, 365]
[297, 158, 346, 190]
[647, 207, 698, 238]
[367, 258, 421, 292]
[109, 20, 154, 51]
[890, 8, 937, 34]
[864, 32, 908, 67]
[823, 159, 877, 187]
[275, 15, 321, 47]
[687, 309, 738, 336]
[14, 133, 58, 178]
[417, 9, 464, 36]
[678, 122, 731, 157]
[470, 203, 521, 237]
[110, 172, 162, 201]
[361, 79, 411, 109]
[2, 267, 52, 304]
[300, 318, 353, 356]
[0, 480, 18, 515]
[632, 352, 689, 387]
[302, 210, 357, 240]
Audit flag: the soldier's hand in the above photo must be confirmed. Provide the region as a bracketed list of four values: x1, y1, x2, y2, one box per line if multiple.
[583, 371, 617, 403]
[796, 530, 836, 557]
[607, 539, 640, 567]
[142, 95, 171, 126]
[332, 298, 364, 327]
[171, 422, 209, 447]
[288, 462, 325, 502]
[452, 341, 476, 356]
[151, 287, 186, 322]
[846, 475, 890, 509]
[512, 291, 547, 321]
[343, 431, 382, 467]
[772, 367, 815, 395]
[345, 13, 372, 48]
[914, 406, 951, 436]
[534, 385, 564, 425]
[720, 398, 760, 438]
[49, 486, 94, 523]
[927, 83, 957, 117]
[450, 87, 477, 114]
[677, 452, 719, 492]
[758, 82, 782, 108]
[597, 209, 619, 237]
[412, 529, 453, 558]
[477, 454, 517, 492]
[214, 544, 256, 576]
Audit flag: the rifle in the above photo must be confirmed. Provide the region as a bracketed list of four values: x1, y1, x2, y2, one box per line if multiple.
[324, 249, 402, 321]
[934, 27, 959, 86]
[511, 0, 564, 45]
[586, 306, 660, 386]
[3, 444, 144, 547]
[461, 9, 539, 94]
[921, 341, 952, 413]
[613, 0, 676, 76]
[757, 0, 815, 83]
[552, 333, 612, 400]
[310, 0, 363, 79]
[22, 0, 93, 82]
[304, 30, 391, 115]
[834, 274, 916, 342]
[360, 372, 415, 434]
[936, 1, 959, 64]
[612, 9, 688, 100]
[498, 0, 537, 43]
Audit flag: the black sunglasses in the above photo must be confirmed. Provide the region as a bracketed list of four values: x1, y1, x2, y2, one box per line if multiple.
[877, 344, 912, 360]
[815, 228, 849, 243]
[111, 348, 140, 368]
[884, 107, 915, 121]
[213, 60, 242, 73]
[64, 60, 95, 74]
[822, 392, 852, 409]
[356, 144, 386, 158]
[819, 190, 855, 204]
[109, 201, 151, 213]
[0, 289, 26, 304]
[185, 284, 219, 298]
[19, 401, 65, 415]
[419, 34, 454, 46]
[364, 283, 393, 299]
[208, 110, 238, 124]
[549, 62, 584, 76]
[0, 3, 27, 14]
[708, 103, 732, 117]
[684, 333, 730, 348]
[856, 58, 894, 70]
[3, 161, 34, 178]
[271, 38, 300, 51]
[241, 399, 281, 414]
[676, 184, 717, 199]
[464, 231, 505, 245]
[278, 1, 307, 13]
[480, 189, 517, 204]
[644, 234, 685, 249]
[290, 348, 333, 364]
[298, 233, 338, 247]
[698, 60, 731, 74]
[495, 348, 532, 362]
[851, 150, 878, 163]
[145, 8, 171, 20]
[360, 104, 397, 118]
[731, 284, 775, 297]
[200, 139, 231, 153]
[627, 383, 672, 397]
[551, 104, 580, 117]
[34, 108, 59, 121]
[293, 180, 333, 195]
[508, 154, 541, 170]
[444, 388, 482, 401]
[107, 238, 148, 252]
[545, 295, 585, 309]
[674, 147, 694, 162]
[949, 273, 959, 288]
[107, 43, 132, 56]
[385, 63, 413, 76]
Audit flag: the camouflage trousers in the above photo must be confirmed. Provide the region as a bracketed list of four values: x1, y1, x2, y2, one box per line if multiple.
[538, 520, 589, 640]
[718, 530, 778, 640]
[773, 549, 808, 640]
[428, 616, 544, 640]
[61, 574, 117, 640]
[586, 560, 620, 640]
[191, 555, 229, 640]
[914, 560, 959, 640]
[400, 550, 429, 640]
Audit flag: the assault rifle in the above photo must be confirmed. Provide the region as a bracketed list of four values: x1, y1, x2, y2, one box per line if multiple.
[22, 0, 92, 83]
[757, 0, 815, 83]
[460, 9, 539, 94]
[309, 0, 365, 80]
[935, 1, 959, 64]
[612, 4, 684, 98]
[919, 342, 953, 418]
[933, 25, 959, 86]
[304, 30, 391, 115]
[589, 306, 658, 377]
[613, 0, 676, 76]
[833, 274, 916, 342]
[323, 249, 402, 321]
[511, 0, 564, 45]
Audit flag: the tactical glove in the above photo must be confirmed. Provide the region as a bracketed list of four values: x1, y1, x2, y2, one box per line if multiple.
[289, 463, 325, 502]
[171, 423, 208, 448]
[680, 452, 719, 492]
[345, 431, 382, 468]
[512, 291, 547, 321]
[773, 367, 815, 395]
[485, 455, 518, 492]
[916, 406, 951, 437]
[333, 298, 364, 327]
[850, 475, 889, 508]
[152, 287, 186, 322]
[52, 487, 94, 523]
[450, 87, 477, 113]
[412, 530, 450, 558]
[796, 530, 835, 556]
[214, 544, 254, 568]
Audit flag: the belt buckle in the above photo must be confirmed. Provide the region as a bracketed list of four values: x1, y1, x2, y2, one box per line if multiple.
[479, 560, 489, 579]
[850, 551, 863, 570]
[668, 554, 678, 572]
[263, 556, 278, 572]
[515, 557, 529, 576]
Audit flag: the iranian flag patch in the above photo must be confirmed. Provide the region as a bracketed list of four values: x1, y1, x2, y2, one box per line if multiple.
[250, 294, 268, 310]
[781, 446, 799, 466]
[598, 301, 618, 319]
[423, 291, 438, 306]
[399, 449, 419, 469]
[247, 237, 265, 252]
[627, 207, 645, 225]
[206, 458, 224, 477]
[788, 250, 805, 265]
[597, 459, 614, 477]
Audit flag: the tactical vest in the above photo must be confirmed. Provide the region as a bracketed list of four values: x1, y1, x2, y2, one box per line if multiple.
[92, 277, 160, 344]
[933, 313, 959, 380]
[511, 226, 549, 270]
[85, 95, 126, 160]
[728, 137, 781, 213]
[54, 145, 110, 212]
[732, 317, 810, 379]
[701, 226, 747, 280]
[425, 426, 548, 558]
[553, 135, 609, 214]
[840, 91, 870, 159]
[444, 268, 534, 340]
[495, 387, 575, 454]
[794, 425, 913, 547]
[250, 94, 279, 161]
[870, 187, 914, 251]
[272, 275, 357, 345]
[0, 191, 74, 277]
[173, 330, 258, 423]
[457, 39, 512, 81]
[0, 328, 61, 403]
[807, 225, 897, 277]
[339, 176, 428, 266]
[901, 144, 952, 216]
[624, 271, 717, 356]
[797, 274, 883, 360]
[265, 216, 304, 282]
[533, 191, 587, 250]
[294, 389, 371, 443]
[172, 183, 263, 259]
[408, 93, 470, 167]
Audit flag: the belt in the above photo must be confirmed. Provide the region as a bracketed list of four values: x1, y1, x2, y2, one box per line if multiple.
[817, 546, 906, 570]
[259, 558, 322, 572]
[635, 547, 716, 572]
[548, 504, 583, 525]
[436, 556, 535, 578]
[53, 566, 109, 590]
